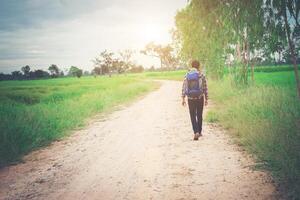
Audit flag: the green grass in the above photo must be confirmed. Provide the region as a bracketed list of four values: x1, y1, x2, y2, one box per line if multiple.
[208, 71, 300, 198]
[1, 66, 299, 197]
[144, 70, 186, 81]
[253, 65, 294, 73]
[0, 75, 158, 166]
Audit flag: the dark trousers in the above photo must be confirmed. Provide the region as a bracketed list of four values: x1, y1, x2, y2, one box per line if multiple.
[188, 97, 204, 134]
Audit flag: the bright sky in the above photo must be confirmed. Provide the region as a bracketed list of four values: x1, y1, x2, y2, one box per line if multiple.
[0, 0, 186, 73]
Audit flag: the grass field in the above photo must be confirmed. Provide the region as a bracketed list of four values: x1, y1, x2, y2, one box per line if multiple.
[1, 66, 299, 197]
[145, 68, 300, 197]
[0, 76, 158, 166]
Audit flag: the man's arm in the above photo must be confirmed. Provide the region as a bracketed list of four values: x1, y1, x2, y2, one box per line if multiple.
[181, 78, 187, 106]
[202, 75, 208, 106]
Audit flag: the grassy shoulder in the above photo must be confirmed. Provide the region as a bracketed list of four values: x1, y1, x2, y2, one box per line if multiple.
[206, 71, 300, 198]
[0, 75, 159, 166]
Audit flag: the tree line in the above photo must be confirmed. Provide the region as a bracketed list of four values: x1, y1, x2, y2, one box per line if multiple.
[91, 49, 144, 76]
[0, 45, 180, 81]
[92, 46, 179, 76]
[0, 64, 83, 81]
[174, 0, 300, 97]
[0, 51, 143, 81]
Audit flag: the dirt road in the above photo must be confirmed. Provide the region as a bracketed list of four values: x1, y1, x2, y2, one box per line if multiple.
[0, 81, 280, 200]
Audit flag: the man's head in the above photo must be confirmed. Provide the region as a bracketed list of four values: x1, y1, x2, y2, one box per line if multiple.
[191, 60, 200, 70]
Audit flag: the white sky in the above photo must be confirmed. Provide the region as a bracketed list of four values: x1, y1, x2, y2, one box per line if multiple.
[0, 0, 187, 73]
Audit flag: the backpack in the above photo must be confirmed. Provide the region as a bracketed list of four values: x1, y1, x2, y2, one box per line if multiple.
[185, 71, 203, 98]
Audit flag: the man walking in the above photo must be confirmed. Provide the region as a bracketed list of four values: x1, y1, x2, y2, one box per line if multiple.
[182, 60, 208, 140]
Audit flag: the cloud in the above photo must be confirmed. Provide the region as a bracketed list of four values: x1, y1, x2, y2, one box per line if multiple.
[0, 0, 112, 31]
[0, 0, 186, 73]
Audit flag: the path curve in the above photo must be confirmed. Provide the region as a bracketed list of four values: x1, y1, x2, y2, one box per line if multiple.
[0, 81, 280, 200]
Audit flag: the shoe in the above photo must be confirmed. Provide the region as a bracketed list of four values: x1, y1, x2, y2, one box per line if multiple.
[194, 133, 200, 140]
[199, 132, 203, 137]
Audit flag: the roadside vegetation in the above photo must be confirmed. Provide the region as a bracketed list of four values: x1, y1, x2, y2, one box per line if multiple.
[207, 71, 300, 197]
[144, 68, 300, 198]
[173, 0, 299, 197]
[0, 76, 157, 167]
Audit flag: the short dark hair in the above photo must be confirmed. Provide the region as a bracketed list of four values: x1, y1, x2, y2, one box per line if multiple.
[191, 60, 200, 69]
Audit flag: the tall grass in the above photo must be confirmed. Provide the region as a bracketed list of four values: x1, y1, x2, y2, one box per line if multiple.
[0, 76, 157, 166]
[207, 72, 300, 198]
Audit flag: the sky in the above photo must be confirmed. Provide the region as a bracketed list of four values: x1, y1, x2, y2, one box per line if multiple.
[0, 0, 187, 73]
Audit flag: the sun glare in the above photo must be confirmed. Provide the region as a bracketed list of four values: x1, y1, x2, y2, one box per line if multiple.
[139, 23, 167, 44]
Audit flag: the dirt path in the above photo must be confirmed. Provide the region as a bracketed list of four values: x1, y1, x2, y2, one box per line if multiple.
[0, 81, 280, 200]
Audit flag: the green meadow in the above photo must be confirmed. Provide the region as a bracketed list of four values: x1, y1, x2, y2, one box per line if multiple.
[0, 76, 158, 166]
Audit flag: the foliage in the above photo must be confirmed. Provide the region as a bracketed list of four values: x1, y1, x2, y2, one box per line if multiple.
[92, 49, 143, 75]
[21, 65, 31, 78]
[48, 64, 60, 77]
[141, 42, 178, 70]
[0, 65, 64, 81]
[263, 0, 300, 97]
[175, 0, 299, 93]
[92, 67, 101, 76]
[128, 65, 144, 73]
[118, 49, 134, 73]
[11, 71, 23, 80]
[68, 66, 83, 78]
[175, 1, 229, 78]
[92, 50, 114, 75]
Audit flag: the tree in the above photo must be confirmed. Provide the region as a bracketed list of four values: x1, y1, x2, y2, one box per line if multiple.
[21, 65, 30, 78]
[175, 0, 299, 94]
[119, 49, 134, 73]
[92, 50, 114, 75]
[129, 64, 144, 73]
[282, 0, 300, 98]
[141, 42, 178, 70]
[68, 66, 83, 78]
[0, 73, 12, 81]
[76, 69, 83, 78]
[34, 70, 50, 79]
[149, 65, 155, 71]
[261, 0, 300, 97]
[11, 71, 23, 80]
[83, 71, 90, 76]
[92, 67, 101, 76]
[48, 64, 59, 77]
[175, 1, 229, 78]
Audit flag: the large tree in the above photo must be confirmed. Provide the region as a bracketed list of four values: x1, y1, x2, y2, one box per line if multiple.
[48, 64, 60, 77]
[68, 66, 83, 78]
[11, 71, 23, 80]
[141, 42, 178, 70]
[92, 50, 114, 75]
[175, 0, 300, 94]
[21, 65, 31, 79]
[119, 49, 134, 73]
[264, 0, 300, 97]
[175, 1, 231, 78]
